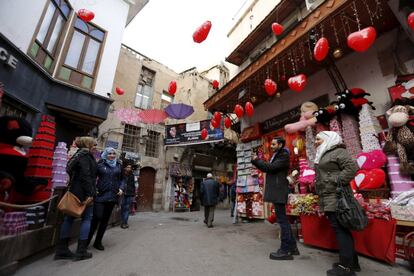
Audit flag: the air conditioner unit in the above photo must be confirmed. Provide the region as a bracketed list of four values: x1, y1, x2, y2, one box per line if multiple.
[305, 0, 324, 11]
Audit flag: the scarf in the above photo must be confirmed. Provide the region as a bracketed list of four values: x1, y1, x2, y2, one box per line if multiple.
[101, 147, 117, 168]
[314, 131, 342, 164]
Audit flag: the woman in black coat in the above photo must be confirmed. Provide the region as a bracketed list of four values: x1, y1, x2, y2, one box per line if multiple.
[54, 137, 97, 261]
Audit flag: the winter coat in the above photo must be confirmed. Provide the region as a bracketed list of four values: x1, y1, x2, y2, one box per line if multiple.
[252, 148, 290, 204]
[314, 145, 358, 212]
[200, 178, 220, 206]
[67, 149, 97, 202]
[230, 184, 237, 202]
[123, 173, 136, 196]
[95, 160, 124, 203]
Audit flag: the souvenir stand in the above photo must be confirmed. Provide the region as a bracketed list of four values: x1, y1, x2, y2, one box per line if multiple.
[169, 162, 193, 212]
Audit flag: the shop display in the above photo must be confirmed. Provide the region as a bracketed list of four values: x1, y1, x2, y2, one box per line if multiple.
[329, 117, 343, 138]
[51, 142, 68, 188]
[26, 206, 45, 230]
[169, 163, 193, 211]
[389, 190, 414, 221]
[386, 155, 414, 198]
[341, 114, 362, 159]
[0, 211, 27, 236]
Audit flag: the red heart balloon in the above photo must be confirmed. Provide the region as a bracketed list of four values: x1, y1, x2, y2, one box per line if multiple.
[356, 150, 387, 170]
[347, 27, 377, 52]
[354, 169, 386, 190]
[168, 81, 177, 95]
[288, 74, 307, 92]
[212, 80, 219, 89]
[224, 117, 232, 129]
[271, 23, 284, 36]
[408, 12, 414, 30]
[350, 179, 358, 192]
[234, 104, 244, 118]
[77, 9, 95, 22]
[213, 111, 222, 123]
[201, 128, 208, 140]
[264, 79, 277, 96]
[115, 87, 124, 95]
[211, 118, 220, 129]
[245, 102, 254, 117]
[193, 21, 212, 43]
[313, 37, 329, 61]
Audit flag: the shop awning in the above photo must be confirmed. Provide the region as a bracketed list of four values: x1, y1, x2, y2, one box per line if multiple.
[204, 0, 398, 113]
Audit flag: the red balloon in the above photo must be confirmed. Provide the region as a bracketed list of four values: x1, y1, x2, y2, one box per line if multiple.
[264, 79, 277, 96]
[354, 169, 386, 190]
[201, 128, 208, 140]
[313, 37, 329, 61]
[212, 80, 219, 89]
[213, 111, 222, 123]
[211, 118, 220, 129]
[168, 81, 177, 95]
[288, 74, 307, 92]
[245, 102, 254, 117]
[347, 27, 377, 52]
[224, 117, 232, 129]
[193, 21, 212, 43]
[77, 9, 95, 22]
[408, 12, 414, 30]
[234, 104, 244, 118]
[115, 87, 124, 95]
[271, 23, 284, 36]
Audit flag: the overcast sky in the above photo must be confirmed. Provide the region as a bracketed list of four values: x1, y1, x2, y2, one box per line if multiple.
[123, 0, 247, 73]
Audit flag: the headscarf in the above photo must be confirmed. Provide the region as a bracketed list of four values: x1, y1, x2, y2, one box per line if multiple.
[314, 131, 342, 164]
[101, 147, 117, 167]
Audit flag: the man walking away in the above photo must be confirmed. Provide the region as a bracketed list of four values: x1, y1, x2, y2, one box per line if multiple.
[252, 137, 299, 260]
[200, 173, 220, 228]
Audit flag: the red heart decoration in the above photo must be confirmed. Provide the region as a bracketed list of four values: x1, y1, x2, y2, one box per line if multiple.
[213, 111, 222, 123]
[271, 23, 284, 36]
[212, 80, 219, 89]
[288, 74, 307, 92]
[354, 169, 386, 190]
[245, 102, 254, 117]
[313, 37, 329, 61]
[350, 179, 358, 192]
[408, 12, 414, 30]
[356, 150, 387, 170]
[77, 9, 95, 22]
[224, 117, 232, 129]
[168, 81, 177, 95]
[234, 104, 244, 118]
[193, 21, 212, 43]
[115, 87, 124, 95]
[201, 128, 208, 140]
[347, 26, 377, 52]
[211, 118, 220, 129]
[264, 79, 277, 96]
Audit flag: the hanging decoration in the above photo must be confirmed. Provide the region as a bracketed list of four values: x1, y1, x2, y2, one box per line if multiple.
[245, 102, 254, 117]
[234, 104, 244, 118]
[192, 21, 212, 43]
[288, 74, 307, 92]
[210, 118, 220, 129]
[347, 26, 377, 52]
[313, 37, 329, 62]
[224, 117, 232, 129]
[264, 79, 277, 96]
[201, 128, 208, 140]
[213, 111, 222, 123]
[271, 23, 284, 36]
[212, 80, 219, 89]
[168, 81, 177, 95]
[333, 48, 343, 59]
[115, 87, 124, 95]
[408, 12, 414, 30]
[77, 9, 95, 22]
[164, 103, 194, 119]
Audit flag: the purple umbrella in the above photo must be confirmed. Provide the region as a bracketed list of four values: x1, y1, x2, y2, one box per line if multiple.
[164, 103, 194, 119]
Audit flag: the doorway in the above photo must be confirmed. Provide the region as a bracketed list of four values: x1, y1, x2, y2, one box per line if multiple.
[137, 167, 156, 211]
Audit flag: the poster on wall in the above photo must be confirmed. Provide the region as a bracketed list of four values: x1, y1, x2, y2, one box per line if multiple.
[165, 119, 224, 146]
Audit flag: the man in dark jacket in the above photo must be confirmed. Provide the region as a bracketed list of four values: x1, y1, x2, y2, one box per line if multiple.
[200, 173, 220, 228]
[252, 137, 298, 260]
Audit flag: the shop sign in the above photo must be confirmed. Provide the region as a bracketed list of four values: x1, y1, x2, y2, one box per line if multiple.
[0, 46, 18, 69]
[165, 119, 224, 146]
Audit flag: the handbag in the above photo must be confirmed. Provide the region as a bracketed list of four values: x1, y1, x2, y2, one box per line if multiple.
[336, 178, 368, 231]
[57, 189, 86, 218]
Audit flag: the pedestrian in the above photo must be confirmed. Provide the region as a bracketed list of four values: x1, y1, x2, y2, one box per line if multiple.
[120, 162, 136, 229]
[314, 131, 359, 276]
[200, 173, 220, 228]
[88, 147, 124, 251]
[230, 183, 236, 217]
[54, 136, 97, 261]
[251, 137, 298, 260]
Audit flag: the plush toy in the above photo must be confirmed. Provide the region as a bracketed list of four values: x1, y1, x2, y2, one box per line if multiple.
[335, 88, 375, 115]
[285, 102, 318, 133]
[313, 105, 337, 125]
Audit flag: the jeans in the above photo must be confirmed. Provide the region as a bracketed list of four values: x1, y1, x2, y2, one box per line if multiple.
[88, 202, 115, 245]
[326, 211, 357, 267]
[230, 200, 235, 217]
[60, 205, 93, 241]
[274, 203, 297, 253]
[121, 196, 134, 225]
[204, 206, 215, 226]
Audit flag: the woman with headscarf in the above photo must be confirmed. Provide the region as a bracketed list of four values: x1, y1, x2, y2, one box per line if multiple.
[88, 147, 124, 251]
[54, 136, 97, 261]
[314, 131, 359, 276]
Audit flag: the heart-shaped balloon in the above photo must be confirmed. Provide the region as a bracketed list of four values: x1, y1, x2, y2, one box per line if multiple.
[288, 74, 307, 92]
[168, 81, 177, 95]
[211, 118, 220, 129]
[264, 79, 277, 96]
[213, 111, 222, 123]
[408, 12, 414, 30]
[245, 102, 254, 117]
[77, 9, 95, 22]
[350, 179, 358, 191]
[115, 87, 124, 95]
[347, 26, 377, 52]
[193, 21, 212, 43]
[356, 150, 386, 170]
[354, 169, 386, 190]
[234, 104, 244, 118]
[271, 23, 284, 36]
[313, 37, 329, 61]
[212, 80, 219, 89]
[201, 128, 208, 140]
[224, 117, 232, 129]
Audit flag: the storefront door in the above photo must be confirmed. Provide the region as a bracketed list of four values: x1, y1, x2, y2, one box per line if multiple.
[137, 167, 155, 211]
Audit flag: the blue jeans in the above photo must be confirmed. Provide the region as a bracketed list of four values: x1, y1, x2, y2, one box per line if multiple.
[121, 196, 134, 225]
[59, 205, 93, 240]
[274, 203, 297, 253]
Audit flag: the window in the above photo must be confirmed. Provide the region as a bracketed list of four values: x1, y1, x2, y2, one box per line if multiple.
[145, 130, 159, 158]
[58, 17, 105, 90]
[161, 91, 174, 109]
[122, 124, 140, 153]
[29, 0, 71, 72]
[135, 67, 155, 109]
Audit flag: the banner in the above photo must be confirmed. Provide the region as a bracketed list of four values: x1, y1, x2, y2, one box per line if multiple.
[165, 119, 224, 146]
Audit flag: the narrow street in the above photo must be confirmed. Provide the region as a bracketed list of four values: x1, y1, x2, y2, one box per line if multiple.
[15, 209, 411, 276]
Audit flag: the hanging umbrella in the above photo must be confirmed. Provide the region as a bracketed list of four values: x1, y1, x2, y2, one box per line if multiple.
[137, 109, 168, 124]
[164, 103, 194, 119]
[114, 108, 141, 123]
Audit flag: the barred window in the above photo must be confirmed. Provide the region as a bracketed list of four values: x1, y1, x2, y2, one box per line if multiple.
[135, 67, 155, 109]
[145, 130, 159, 158]
[122, 124, 140, 153]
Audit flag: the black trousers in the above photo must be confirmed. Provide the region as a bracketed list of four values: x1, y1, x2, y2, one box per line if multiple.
[88, 202, 115, 245]
[274, 203, 297, 252]
[326, 211, 358, 267]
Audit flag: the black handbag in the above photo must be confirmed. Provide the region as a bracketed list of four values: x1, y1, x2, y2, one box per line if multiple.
[336, 178, 368, 231]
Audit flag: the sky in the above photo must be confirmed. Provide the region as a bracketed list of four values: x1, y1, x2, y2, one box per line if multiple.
[123, 0, 247, 73]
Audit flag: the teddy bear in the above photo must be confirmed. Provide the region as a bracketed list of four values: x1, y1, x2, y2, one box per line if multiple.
[284, 102, 319, 133]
